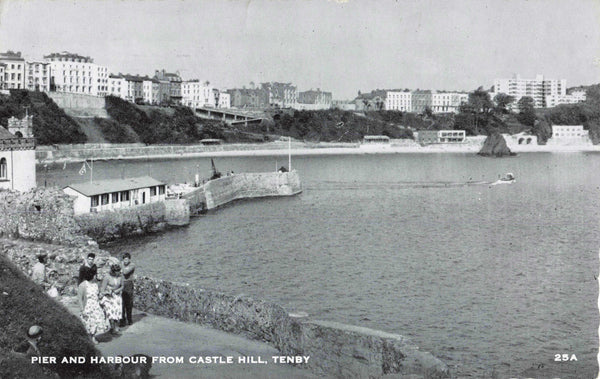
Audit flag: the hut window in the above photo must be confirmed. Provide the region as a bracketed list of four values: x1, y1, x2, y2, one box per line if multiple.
[120, 191, 130, 201]
[158, 185, 165, 195]
[150, 186, 157, 196]
[91, 196, 99, 207]
[101, 194, 109, 205]
[111, 192, 119, 203]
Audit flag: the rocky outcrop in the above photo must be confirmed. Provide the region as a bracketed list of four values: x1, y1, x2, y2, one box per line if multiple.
[1, 239, 115, 297]
[478, 133, 516, 157]
[0, 188, 93, 246]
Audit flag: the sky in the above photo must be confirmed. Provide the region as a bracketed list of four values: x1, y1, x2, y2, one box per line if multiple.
[0, 0, 598, 99]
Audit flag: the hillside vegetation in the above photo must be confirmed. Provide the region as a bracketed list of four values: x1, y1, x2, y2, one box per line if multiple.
[0, 253, 107, 378]
[0, 90, 86, 145]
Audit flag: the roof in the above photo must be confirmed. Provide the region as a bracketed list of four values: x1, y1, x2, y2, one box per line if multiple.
[0, 126, 17, 140]
[64, 176, 165, 197]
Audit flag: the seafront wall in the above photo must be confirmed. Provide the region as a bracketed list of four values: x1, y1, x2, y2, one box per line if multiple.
[134, 277, 450, 378]
[203, 171, 302, 209]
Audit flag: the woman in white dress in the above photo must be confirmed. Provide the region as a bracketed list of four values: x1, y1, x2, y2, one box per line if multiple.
[100, 264, 124, 335]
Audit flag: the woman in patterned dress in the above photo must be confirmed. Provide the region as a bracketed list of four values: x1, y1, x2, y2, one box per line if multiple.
[100, 264, 124, 335]
[78, 271, 109, 344]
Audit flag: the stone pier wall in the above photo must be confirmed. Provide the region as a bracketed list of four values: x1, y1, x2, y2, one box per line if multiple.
[134, 277, 450, 378]
[203, 171, 302, 210]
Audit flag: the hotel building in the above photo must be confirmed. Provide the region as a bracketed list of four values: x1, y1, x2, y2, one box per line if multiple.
[182, 80, 215, 108]
[44, 52, 108, 96]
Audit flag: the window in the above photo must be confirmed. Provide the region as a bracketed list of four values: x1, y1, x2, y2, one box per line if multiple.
[159, 185, 165, 195]
[101, 194, 109, 205]
[91, 195, 99, 207]
[150, 186, 157, 196]
[0, 158, 6, 179]
[111, 192, 119, 203]
[120, 191, 130, 201]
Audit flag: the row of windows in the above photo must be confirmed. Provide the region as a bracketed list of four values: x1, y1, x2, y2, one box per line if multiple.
[90, 186, 165, 207]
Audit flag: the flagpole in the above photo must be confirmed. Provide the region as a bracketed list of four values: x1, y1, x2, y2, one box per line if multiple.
[90, 158, 93, 183]
[288, 136, 291, 172]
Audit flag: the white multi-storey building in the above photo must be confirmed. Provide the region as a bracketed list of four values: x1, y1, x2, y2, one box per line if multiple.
[25, 61, 51, 92]
[546, 125, 592, 146]
[108, 75, 128, 100]
[0, 51, 25, 90]
[217, 91, 230, 108]
[385, 90, 412, 111]
[431, 92, 468, 113]
[492, 74, 566, 109]
[142, 77, 160, 105]
[545, 90, 587, 108]
[44, 52, 108, 96]
[182, 80, 216, 108]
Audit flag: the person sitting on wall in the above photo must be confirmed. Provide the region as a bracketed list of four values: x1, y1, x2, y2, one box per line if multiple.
[78, 253, 97, 285]
[31, 253, 47, 286]
[278, 166, 288, 173]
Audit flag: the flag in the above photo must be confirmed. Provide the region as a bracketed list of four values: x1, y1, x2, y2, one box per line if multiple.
[62, 161, 67, 170]
[79, 163, 86, 175]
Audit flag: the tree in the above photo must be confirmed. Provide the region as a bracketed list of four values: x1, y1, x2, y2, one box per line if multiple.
[493, 93, 515, 113]
[517, 96, 536, 126]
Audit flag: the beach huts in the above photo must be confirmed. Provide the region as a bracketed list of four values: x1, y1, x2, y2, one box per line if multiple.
[63, 176, 166, 215]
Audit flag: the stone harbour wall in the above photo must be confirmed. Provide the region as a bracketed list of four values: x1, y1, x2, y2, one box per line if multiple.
[203, 171, 302, 210]
[134, 277, 450, 378]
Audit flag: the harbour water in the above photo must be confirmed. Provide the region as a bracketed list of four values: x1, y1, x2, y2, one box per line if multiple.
[40, 152, 600, 378]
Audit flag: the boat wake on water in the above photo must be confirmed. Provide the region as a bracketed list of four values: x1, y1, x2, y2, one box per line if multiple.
[307, 180, 499, 191]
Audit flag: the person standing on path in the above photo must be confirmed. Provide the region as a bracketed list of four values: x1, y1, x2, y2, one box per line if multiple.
[120, 253, 136, 327]
[78, 271, 108, 344]
[100, 264, 124, 335]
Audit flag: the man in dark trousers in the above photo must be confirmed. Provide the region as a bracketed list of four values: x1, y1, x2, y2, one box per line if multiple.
[120, 253, 136, 326]
[78, 253, 97, 284]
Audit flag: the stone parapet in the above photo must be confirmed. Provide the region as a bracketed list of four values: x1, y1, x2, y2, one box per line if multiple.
[133, 277, 450, 378]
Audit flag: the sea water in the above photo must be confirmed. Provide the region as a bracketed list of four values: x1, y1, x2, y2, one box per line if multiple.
[41, 152, 600, 378]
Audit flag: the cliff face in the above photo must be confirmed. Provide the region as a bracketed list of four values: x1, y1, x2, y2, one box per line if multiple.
[478, 133, 515, 157]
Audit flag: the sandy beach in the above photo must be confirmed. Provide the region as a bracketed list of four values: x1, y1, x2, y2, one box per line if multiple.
[36, 138, 600, 165]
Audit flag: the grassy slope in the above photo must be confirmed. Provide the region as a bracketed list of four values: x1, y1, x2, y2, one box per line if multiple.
[0, 254, 108, 378]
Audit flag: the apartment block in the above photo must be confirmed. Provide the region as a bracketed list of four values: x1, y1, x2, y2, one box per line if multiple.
[385, 90, 412, 112]
[25, 61, 51, 92]
[545, 90, 586, 108]
[182, 80, 215, 108]
[261, 82, 297, 108]
[154, 69, 182, 104]
[492, 74, 566, 109]
[297, 89, 332, 109]
[0, 51, 25, 90]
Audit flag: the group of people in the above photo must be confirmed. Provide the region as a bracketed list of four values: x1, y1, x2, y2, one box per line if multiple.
[77, 252, 136, 344]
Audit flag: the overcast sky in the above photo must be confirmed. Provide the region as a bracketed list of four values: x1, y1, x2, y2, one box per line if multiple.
[0, 0, 598, 99]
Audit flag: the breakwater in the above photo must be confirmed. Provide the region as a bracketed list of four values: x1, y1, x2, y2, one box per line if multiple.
[203, 171, 302, 210]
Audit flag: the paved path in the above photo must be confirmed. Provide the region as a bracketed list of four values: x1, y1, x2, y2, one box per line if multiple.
[62, 298, 318, 378]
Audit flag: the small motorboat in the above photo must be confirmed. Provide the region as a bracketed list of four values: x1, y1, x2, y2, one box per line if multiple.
[490, 172, 515, 186]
